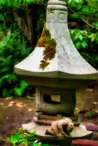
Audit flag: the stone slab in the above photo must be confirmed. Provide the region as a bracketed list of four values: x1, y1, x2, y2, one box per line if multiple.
[22, 122, 93, 140]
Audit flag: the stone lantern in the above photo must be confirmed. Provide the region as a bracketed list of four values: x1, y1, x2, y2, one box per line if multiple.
[15, 0, 98, 145]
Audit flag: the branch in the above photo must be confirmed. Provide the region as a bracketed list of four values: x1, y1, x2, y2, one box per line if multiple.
[81, 18, 98, 31]
[69, 8, 98, 31]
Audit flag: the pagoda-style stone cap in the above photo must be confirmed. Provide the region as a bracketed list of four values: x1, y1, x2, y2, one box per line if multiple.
[15, 0, 98, 80]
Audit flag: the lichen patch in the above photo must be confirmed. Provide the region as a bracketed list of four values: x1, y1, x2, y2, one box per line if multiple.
[37, 25, 57, 70]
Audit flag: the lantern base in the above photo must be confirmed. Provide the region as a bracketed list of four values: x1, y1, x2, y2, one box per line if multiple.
[22, 121, 92, 146]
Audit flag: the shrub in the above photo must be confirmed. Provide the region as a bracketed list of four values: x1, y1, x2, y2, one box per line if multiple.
[70, 29, 98, 69]
[0, 24, 33, 97]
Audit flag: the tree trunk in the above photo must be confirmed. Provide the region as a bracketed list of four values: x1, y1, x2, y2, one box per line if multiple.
[26, 4, 35, 45]
[13, 8, 29, 40]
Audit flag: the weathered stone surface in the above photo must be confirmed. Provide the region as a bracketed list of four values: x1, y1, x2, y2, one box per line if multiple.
[35, 87, 76, 115]
[15, 0, 98, 81]
[22, 122, 92, 139]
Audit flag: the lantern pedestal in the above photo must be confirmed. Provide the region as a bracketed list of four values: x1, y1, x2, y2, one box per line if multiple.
[22, 121, 92, 146]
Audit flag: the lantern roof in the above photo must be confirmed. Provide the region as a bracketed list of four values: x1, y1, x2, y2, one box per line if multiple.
[15, 0, 98, 80]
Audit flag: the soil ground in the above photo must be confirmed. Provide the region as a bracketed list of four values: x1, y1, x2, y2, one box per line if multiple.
[0, 97, 36, 146]
[0, 87, 98, 145]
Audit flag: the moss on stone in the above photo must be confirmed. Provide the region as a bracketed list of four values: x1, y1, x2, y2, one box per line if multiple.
[37, 25, 57, 70]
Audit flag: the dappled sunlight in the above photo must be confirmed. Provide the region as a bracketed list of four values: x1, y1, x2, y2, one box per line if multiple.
[15, 102, 26, 108]
[28, 108, 33, 112]
[0, 102, 8, 109]
[0, 102, 5, 106]
[5, 97, 13, 100]
[85, 88, 93, 92]
[6, 100, 27, 108]
[8, 101, 15, 107]
[0, 100, 27, 108]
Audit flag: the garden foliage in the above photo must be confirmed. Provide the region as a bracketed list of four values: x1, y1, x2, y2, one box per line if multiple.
[0, 22, 33, 97]
[70, 29, 98, 69]
[68, 0, 98, 69]
[0, 0, 46, 8]
[10, 129, 49, 146]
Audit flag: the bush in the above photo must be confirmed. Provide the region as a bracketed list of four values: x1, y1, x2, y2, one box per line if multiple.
[0, 24, 33, 97]
[70, 29, 98, 69]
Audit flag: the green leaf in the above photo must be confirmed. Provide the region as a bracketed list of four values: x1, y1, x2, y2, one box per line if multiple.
[0, 74, 17, 87]
[20, 80, 29, 90]
[92, 22, 98, 28]
[89, 33, 96, 42]
[75, 42, 81, 49]
[42, 144, 50, 146]
[0, 67, 10, 74]
[81, 41, 88, 49]
[33, 142, 41, 146]
[15, 80, 29, 96]
[72, 13, 80, 19]
[2, 88, 8, 97]
[86, 111, 95, 118]
[28, 131, 36, 137]
[78, 34, 83, 41]
[15, 88, 23, 97]
[82, 6, 90, 14]
[11, 134, 20, 145]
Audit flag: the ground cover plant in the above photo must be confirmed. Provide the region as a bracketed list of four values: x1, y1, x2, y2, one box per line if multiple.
[10, 129, 50, 146]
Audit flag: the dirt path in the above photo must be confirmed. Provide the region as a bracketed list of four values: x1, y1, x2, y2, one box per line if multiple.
[0, 97, 36, 139]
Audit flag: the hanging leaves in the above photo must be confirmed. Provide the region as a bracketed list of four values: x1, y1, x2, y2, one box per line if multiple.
[0, 0, 45, 8]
